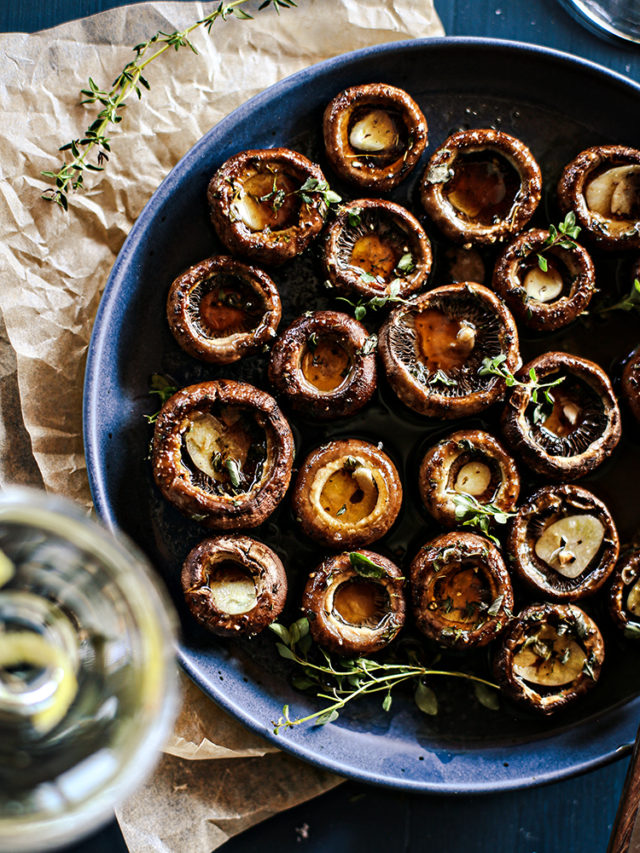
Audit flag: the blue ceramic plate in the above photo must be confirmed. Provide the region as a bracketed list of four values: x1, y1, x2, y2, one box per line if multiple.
[84, 38, 640, 792]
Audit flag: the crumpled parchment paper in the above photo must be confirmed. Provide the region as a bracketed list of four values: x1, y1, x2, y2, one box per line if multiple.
[0, 1, 443, 850]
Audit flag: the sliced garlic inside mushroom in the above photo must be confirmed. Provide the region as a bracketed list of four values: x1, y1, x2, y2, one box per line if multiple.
[513, 626, 586, 686]
[523, 265, 563, 302]
[626, 580, 640, 618]
[349, 110, 398, 153]
[454, 461, 492, 496]
[585, 165, 640, 218]
[209, 566, 258, 615]
[184, 413, 227, 479]
[231, 193, 274, 232]
[534, 514, 605, 579]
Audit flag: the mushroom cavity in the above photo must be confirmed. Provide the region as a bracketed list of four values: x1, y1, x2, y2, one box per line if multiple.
[292, 439, 402, 548]
[622, 345, 640, 425]
[410, 532, 513, 649]
[557, 145, 640, 250]
[323, 199, 432, 300]
[207, 148, 332, 265]
[152, 380, 294, 529]
[508, 484, 619, 601]
[609, 550, 640, 638]
[420, 129, 542, 246]
[418, 429, 520, 527]
[501, 351, 621, 480]
[494, 603, 604, 714]
[302, 550, 406, 655]
[268, 311, 376, 419]
[378, 282, 520, 418]
[323, 83, 428, 191]
[166, 255, 281, 364]
[182, 535, 286, 636]
[492, 229, 595, 331]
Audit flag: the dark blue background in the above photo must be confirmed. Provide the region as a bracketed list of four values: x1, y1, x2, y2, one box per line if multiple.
[3, 1, 638, 851]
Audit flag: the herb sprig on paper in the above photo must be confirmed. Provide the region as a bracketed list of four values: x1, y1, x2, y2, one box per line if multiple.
[269, 617, 499, 733]
[42, 0, 297, 210]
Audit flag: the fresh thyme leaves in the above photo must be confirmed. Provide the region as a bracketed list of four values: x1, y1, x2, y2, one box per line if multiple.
[396, 252, 415, 275]
[473, 681, 500, 711]
[598, 279, 640, 316]
[451, 492, 515, 545]
[335, 279, 413, 321]
[144, 373, 177, 423]
[428, 369, 457, 388]
[224, 457, 242, 489]
[336, 504, 347, 517]
[479, 353, 565, 424]
[348, 552, 386, 578]
[358, 334, 378, 357]
[42, 0, 296, 210]
[347, 206, 363, 227]
[536, 211, 581, 271]
[259, 175, 287, 212]
[296, 177, 342, 209]
[269, 617, 499, 733]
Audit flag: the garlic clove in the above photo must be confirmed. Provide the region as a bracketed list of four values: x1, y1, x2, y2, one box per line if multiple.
[454, 461, 492, 497]
[349, 110, 398, 153]
[523, 265, 563, 302]
[535, 514, 605, 579]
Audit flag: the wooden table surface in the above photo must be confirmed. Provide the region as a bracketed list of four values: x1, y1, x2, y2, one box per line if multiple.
[3, 1, 639, 851]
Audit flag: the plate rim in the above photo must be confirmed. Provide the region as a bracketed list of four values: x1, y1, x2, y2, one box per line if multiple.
[84, 35, 640, 793]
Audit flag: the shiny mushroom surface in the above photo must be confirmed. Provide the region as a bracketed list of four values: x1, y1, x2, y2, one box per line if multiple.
[302, 550, 406, 656]
[167, 255, 281, 364]
[268, 310, 376, 419]
[322, 198, 432, 300]
[418, 430, 520, 527]
[410, 532, 513, 650]
[501, 351, 621, 480]
[494, 603, 604, 715]
[557, 145, 640, 250]
[378, 282, 521, 418]
[508, 484, 619, 601]
[622, 346, 640, 425]
[419, 129, 542, 246]
[207, 148, 330, 266]
[152, 380, 294, 529]
[291, 439, 402, 549]
[182, 535, 287, 636]
[492, 229, 595, 331]
[609, 550, 640, 638]
[323, 83, 428, 191]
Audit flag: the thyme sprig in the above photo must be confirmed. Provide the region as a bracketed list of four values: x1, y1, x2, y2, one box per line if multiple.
[451, 492, 516, 545]
[42, 0, 296, 210]
[598, 279, 640, 316]
[144, 373, 177, 423]
[269, 617, 499, 733]
[536, 211, 581, 272]
[479, 353, 565, 424]
[335, 279, 414, 322]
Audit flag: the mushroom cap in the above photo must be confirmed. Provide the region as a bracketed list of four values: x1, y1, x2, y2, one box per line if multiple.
[323, 83, 428, 190]
[609, 550, 640, 636]
[182, 534, 287, 636]
[166, 255, 281, 364]
[152, 379, 294, 529]
[267, 310, 376, 419]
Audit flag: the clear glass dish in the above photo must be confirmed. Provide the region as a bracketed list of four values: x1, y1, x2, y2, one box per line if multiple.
[0, 488, 179, 852]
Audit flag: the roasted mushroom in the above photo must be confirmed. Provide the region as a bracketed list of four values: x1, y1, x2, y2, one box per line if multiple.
[418, 430, 520, 527]
[501, 351, 621, 480]
[492, 229, 595, 331]
[268, 310, 376, 419]
[207, 148, 331, 266]
[622, 346, 640, 425]
[409, 532, 513, 650]
[291, 439, 402, 549]
[557, 145, 640, 250]
[494, 603, 604, 715]
[152, 380, 294, 529]
[166, 255, 281, 364]
[419, 129, 542, 246]
[322, 83, 428, 191]
[182, 535, 287, 636]
[378, 282, 520, 418]
[302, 550, 405, 655]
[508, 484, 619, 601]
[609, 550, 640, 639]
[322, 199, 432, 300]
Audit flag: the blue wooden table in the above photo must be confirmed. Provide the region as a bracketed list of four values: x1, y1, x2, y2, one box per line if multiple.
[3, 1, 639, 851]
